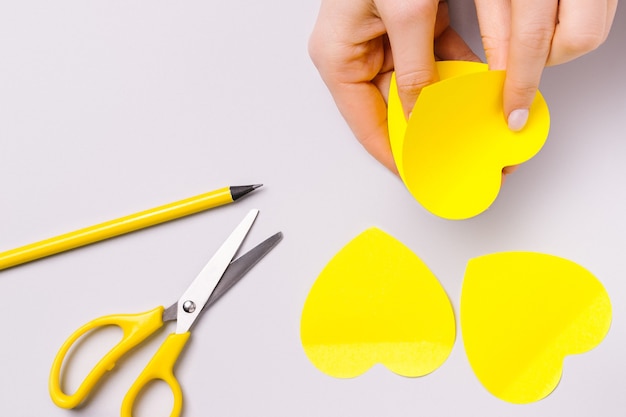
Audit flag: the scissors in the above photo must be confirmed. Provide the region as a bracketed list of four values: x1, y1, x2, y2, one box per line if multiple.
[49, 209, 281, 417]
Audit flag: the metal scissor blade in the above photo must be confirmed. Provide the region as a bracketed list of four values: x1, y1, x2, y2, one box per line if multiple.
[163, 232, 282, 323]
[205, 231, 282, 310]
[174, 209, 258, 333]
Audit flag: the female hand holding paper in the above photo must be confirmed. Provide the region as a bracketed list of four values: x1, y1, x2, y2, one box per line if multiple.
[308, 0, 479, 173]
[475, 0, 618, 132]
[311, 0, 617, 176]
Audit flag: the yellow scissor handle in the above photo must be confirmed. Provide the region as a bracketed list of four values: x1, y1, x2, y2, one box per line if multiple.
[49, 306, 165, 409]
[121, 332, 191, 417]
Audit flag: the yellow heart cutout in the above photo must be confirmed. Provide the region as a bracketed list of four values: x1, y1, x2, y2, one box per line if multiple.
[388, 61, 551, 220]
[461, 252, 612, 403]
[300, 228, 455, 378]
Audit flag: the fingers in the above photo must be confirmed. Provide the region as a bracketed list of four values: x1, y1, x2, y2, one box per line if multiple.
[548, 0, 617, 65]
[503, 0, 558, 130]
[308, 0, 386, 85]
[308, 0, 491, 173]
[308, 0, 398, 173]
[375, 0, 440, 118]
[474, 0, 511, 70]
[477, 0, 617, 131]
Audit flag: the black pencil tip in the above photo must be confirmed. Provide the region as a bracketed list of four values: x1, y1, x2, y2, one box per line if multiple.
[230, 184, 263, 201]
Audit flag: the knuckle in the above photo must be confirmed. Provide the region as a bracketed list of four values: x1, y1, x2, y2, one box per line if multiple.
[481, 33, 508, 55]
[507, 77, 538, 102]
[386, 0, 438, 25]
[358, 129, 378, 149]
[395, 69, 436, 96]
[516, 22, 555, 53]
[559, 31, 605, 55]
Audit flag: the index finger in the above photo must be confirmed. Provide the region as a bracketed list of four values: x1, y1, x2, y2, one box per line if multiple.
[376, 0, 440, 118]
[474, 0, 511, 70]
[504, 0, 558, 130]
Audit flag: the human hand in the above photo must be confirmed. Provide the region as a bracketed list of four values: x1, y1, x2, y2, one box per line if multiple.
[475, 0, 618, 133]
[309, 0, 480, 173]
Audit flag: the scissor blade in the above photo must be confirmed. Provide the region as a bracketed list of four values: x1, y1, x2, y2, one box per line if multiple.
[163, 232, 283, 322]
[205, 231, 282, 310]
[175, 209, 258, 333]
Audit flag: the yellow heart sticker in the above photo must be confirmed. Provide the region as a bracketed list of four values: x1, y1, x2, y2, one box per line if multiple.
[461, 252, 612, 403]
[388, 61, 551, 220]
[300, 228, 455, 378]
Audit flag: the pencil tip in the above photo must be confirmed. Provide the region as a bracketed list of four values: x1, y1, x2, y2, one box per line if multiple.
[231, 184, 263, 201]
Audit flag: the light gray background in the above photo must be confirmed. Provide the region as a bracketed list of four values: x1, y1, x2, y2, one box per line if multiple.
[1, 1, 625, 416]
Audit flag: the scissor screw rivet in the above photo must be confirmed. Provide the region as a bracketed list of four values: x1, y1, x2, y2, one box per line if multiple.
[182, 300, 196, 313]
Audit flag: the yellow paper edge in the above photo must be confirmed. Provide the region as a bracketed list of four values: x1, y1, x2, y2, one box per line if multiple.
[461, 252, 612, 403]
[388, 61, 488, 179]
[388, 61, 550, 220]
[300, 228, 456, 378]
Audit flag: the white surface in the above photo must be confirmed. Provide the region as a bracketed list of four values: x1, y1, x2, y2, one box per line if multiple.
[1, 1, 625, 416]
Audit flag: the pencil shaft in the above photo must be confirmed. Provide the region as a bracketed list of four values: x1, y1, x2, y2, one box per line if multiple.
[0, 187, 240, 271]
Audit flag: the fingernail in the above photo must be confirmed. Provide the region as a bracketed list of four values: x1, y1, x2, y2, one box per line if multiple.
[508, 109, 529, 132]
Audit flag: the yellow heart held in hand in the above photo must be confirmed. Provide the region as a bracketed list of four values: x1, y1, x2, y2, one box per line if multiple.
[300, 228, 455, 378]
[388, 61, 551, 220]
[461, 252, 612, 404]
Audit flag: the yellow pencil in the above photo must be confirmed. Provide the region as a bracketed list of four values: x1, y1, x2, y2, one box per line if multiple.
[0, 184, 262, 271]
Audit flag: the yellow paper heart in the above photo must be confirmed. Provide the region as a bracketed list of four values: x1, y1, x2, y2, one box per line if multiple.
[388, 61, 551, 220]
[300, 228, 455, 378]
[461, 252, 612, 403]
